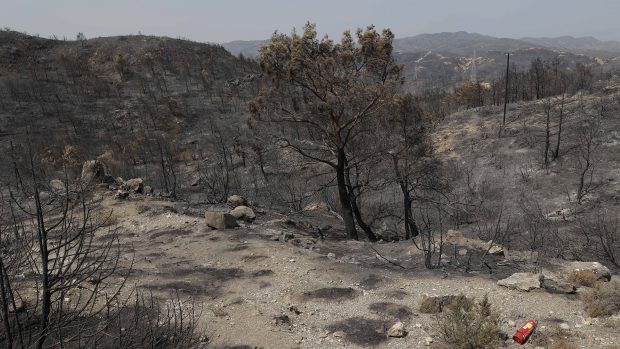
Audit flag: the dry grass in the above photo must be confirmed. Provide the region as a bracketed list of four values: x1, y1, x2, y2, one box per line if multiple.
[567, 270, 599, 287]
[582, 280, 620, 317]
[103, 211, 121, 227]
[436, 294, 502, 349]
[419, 295, 461, 314]
[419, 295, 442, 313]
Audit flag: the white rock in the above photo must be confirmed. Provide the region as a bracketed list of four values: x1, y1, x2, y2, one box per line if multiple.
[332, 330, 346, 338]
[387, 322, 406, 338]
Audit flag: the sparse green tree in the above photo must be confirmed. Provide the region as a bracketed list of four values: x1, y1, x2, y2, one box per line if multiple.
[249, 23, 403, 240]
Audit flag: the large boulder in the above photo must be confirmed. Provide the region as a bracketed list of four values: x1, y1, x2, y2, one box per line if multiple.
[229, 205, 256, 222]
[81, 160, 109, 183]
[227, 195, 247, 208]
[121, 178, 144, 194]
[540, 272, 576, 294]
[563, 262, 611, 282]
[205, 211, 238, 230]
[497, 273, 542, 292]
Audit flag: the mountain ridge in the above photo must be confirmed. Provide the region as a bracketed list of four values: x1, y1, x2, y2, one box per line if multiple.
[221, 31, 620, 58]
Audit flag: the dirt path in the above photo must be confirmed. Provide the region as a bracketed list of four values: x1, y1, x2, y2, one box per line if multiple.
[104, 197, 618, 349]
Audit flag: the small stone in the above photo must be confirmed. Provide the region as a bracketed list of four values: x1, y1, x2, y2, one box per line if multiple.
[115, 190, 129, 199]
[332, 330, 346, 338]
[414, 323, 422, 328]
[508, 320, 516, 327]
[273, 314, 290, 325]
[387, 322, 406, 338]
[559, 323, 570, 330]
[424, 336, 433, 345]
[327, 253, 336, 260]
[487, 241, 504, 256]
[458, 248, 468, 256]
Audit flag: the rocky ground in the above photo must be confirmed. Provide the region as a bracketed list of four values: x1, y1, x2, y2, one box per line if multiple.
[96, 192, 619, 349]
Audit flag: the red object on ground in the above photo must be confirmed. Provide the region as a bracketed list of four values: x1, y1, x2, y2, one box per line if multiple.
[513, 320, 537, 344]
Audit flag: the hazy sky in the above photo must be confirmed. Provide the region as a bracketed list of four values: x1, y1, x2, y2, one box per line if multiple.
[1, 0, 619, 43]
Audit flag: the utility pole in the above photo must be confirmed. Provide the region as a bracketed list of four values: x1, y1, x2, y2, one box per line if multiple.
[502, 52, 510, 126]
[471, 49, 477, 82]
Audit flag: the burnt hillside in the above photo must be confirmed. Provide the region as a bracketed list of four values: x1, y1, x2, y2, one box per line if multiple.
[0, 30, 260, 183]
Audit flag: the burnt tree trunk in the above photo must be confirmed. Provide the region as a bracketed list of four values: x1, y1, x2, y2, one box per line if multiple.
[336, 149, 358, 240]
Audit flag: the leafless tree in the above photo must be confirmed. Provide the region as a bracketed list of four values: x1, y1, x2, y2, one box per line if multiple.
[575, 117, 601, 204]
[579, 213, 619, 268]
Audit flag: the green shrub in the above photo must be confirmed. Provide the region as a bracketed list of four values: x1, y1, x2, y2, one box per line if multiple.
[436, 294, 502, 349]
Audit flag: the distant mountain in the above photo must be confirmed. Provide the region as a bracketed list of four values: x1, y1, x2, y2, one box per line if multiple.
[394, 31, 539, 55]
[520, 36, 620, 54]
[221, 40, 267, 58]
[217, 31, 620, 92]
